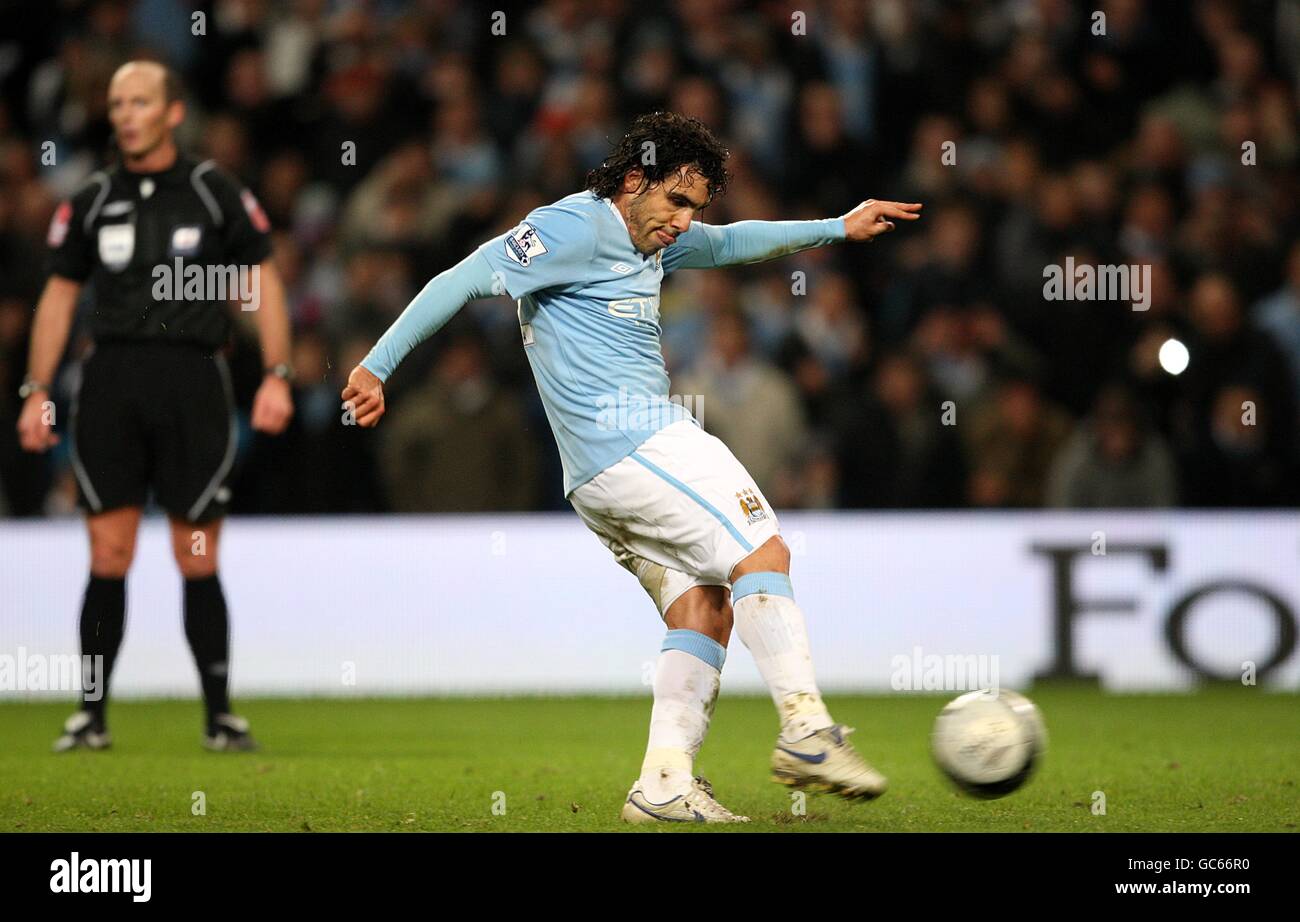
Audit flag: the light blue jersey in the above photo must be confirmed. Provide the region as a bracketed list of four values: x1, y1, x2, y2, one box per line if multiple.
[479, 192, 687, 494]
[362, 188, 845, 495]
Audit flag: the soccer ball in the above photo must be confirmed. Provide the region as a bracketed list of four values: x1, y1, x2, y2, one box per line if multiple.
[931, 689, 1046, 799]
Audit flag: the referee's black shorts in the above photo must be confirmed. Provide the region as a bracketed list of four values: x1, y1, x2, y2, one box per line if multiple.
[70, 340, 237, 523]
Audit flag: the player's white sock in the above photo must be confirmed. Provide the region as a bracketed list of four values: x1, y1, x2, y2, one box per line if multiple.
[638, 629, 724, 803]
[732, 572, 835, 742]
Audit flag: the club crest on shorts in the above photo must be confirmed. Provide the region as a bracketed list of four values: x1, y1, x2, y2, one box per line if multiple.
[736, 488, 767, 525]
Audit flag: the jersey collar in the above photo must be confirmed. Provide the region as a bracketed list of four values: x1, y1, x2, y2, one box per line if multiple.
[602, 195, 657, 263]
[602, 196, 628, 231]
[119, 153, 193, 186]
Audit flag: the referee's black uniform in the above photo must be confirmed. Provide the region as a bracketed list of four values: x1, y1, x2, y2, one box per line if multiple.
[46, 153, 272, 748]
[48, 153, 271, 521]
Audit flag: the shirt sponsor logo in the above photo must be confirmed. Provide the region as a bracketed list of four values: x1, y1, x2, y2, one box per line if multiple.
[102, 200, 134, 217]
[607, 296, 659, 323]
[505, 222, 548, 267]
[170, 225, 203, 256]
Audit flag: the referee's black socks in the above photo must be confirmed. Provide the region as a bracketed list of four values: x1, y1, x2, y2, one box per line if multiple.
[183, 575, 232, 723]
[80, 575, 126, 725]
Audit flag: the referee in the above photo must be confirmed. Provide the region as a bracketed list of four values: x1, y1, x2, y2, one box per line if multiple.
[17, 61, 294, 751]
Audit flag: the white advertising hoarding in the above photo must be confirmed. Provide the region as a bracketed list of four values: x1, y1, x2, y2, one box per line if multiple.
[1, 512, 1297, 697]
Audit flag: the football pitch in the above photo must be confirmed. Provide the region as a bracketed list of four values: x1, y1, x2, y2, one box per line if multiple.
[2, 687, 1296, 832]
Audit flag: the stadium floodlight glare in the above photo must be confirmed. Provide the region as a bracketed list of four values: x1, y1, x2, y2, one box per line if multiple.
[1158, 337, 1190, 376]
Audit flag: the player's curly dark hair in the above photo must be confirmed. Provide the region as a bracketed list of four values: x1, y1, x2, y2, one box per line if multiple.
[585, 111, 731, 204]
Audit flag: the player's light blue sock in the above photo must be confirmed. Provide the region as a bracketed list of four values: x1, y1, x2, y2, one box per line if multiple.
[732, 572, 835, 741]
[639, 629, 725, 802]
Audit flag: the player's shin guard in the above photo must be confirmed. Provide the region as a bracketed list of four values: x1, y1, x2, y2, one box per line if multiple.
[79, 575, 126, 722]
[639, 629, 725, 802]
[731, 572, 834, 741]
[183, 575, 231, 722]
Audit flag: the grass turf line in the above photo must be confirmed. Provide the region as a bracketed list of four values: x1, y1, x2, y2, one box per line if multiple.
[1, 687, 1296, 832]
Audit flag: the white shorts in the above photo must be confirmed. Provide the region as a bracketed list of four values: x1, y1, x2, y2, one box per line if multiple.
[569, 419, 781, 617]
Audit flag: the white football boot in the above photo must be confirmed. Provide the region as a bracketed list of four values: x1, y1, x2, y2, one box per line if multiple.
[52, 710, 112, 752]
[203, 713, 259, 752]
[770, 724, 888, 800]
[621, 776, 750, 824]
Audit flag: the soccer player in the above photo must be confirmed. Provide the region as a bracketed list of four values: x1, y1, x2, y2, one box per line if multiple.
[18, 61, 294, 751]
[344, 112, 921, 822]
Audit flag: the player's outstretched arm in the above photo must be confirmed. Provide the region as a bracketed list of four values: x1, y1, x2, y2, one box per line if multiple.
[342, 247, 500, 428]
[663, 199, 921, 271]
[840, 199, 923, 242]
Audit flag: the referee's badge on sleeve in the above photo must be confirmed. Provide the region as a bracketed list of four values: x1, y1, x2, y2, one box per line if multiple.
[240, 189, 271, 233]
[98, 223, 135, 271]
[47, 201, 72, 247]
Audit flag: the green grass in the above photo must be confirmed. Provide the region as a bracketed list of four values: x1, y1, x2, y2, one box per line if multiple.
[2, 688, 1296, 831]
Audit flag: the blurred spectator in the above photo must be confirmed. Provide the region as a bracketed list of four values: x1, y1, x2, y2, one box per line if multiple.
[338, 142, 459, 254]
[2, 0, 1298, 514]
[675, 309, 807, 498]
[719, 16, 795, 180]
[792, 271, 868, 378]
[1046, 385, 1178, 507]
[1177, 274, 1297, 464]
[834, 350, 967, 508]
[1180, 383, 1297, 506]
[378, 326, 538, 512]
[229, 326, 383, 514]
[966, 376, 1074, 508]
[784, 82, 875, 219]
[1251, 240, 1300, 413]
